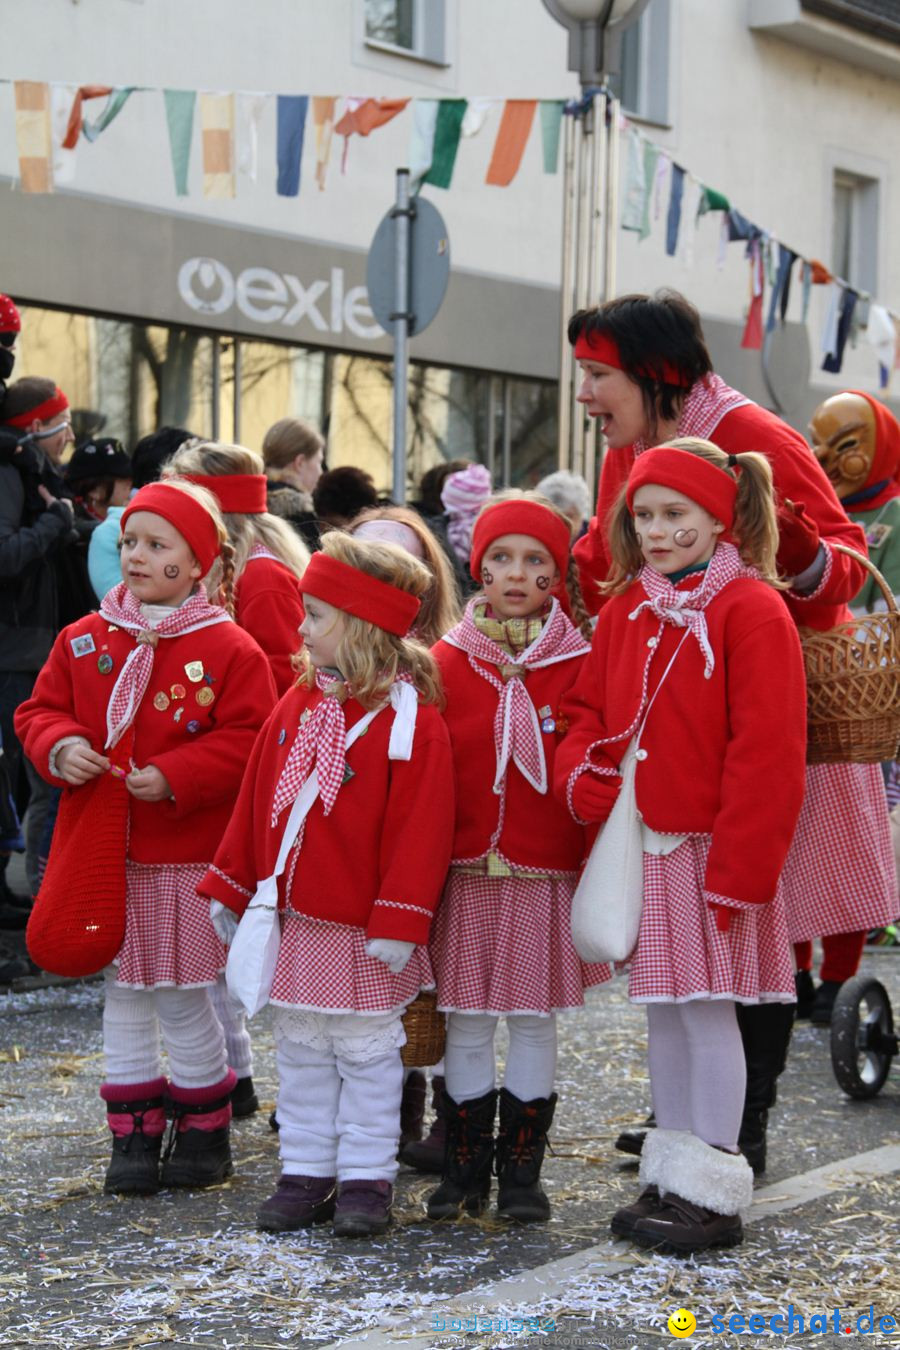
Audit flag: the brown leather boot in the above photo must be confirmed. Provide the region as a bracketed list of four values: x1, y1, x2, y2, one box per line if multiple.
[399, 1074, 447, 1173]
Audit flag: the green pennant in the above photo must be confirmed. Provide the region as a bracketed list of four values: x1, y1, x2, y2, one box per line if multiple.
[539, 100, 564, 174]
[164, 89, 196, 197]
[82, 87, 136, 142]
[423, 99, 466, 189]
[698, 185, 730, 215]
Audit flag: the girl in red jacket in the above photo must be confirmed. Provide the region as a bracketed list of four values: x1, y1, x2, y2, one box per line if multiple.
[556, 440, 806, 1255]
[15, 481, 276, 1196]
[427, 494, 604, 1225]
[200, 533, 454, 1238]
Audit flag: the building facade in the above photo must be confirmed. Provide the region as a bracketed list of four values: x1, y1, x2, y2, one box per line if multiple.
[2, 0, 899, 491]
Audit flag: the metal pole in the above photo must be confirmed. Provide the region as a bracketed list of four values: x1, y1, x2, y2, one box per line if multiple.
[232, 337, 242, 444]
[391, 168, 412, 504]
[211, 336, 221, 441]
[604, 95, 621, 303]
[557, 112, 577, 471]
[502, 379, 513, 487]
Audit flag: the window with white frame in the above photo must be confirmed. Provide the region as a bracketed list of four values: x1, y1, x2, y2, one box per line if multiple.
[832, 169, 880, 295]
[364, 0, 448, 64]
[611, 0, 671, 126]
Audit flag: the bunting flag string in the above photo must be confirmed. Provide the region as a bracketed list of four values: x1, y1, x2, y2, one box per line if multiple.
[1, 76, 897, 382]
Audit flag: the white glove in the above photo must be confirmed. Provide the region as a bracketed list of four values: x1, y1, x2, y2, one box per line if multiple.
[209, 899, 239, 946]
[364, 937, 415, 974]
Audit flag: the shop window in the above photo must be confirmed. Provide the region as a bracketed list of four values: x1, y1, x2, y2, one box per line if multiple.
[364, 0, 448, 64]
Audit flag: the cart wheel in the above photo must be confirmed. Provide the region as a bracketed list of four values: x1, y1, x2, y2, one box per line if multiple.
[830, 974, 896, 1100]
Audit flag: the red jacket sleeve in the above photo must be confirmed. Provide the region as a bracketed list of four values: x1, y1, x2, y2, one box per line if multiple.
[235, 560, 305, 697]
[554, 619, 625, 819]
[703, 610, 807, 905]
[367, 719, 455, 945]
[573, 448, 633, 615]
[14, 631, 98, 780]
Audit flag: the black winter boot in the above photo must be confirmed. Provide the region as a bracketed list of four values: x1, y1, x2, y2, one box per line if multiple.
[400, 1075, 447, 1173]
[100, 1078, 168, 1196]
[160, 1075, 235, 1189]
[398, 1070, 427, 1150]
[495, 1088, 557, 1222]
[736, 1002, 795, 1175]
[426, 1088, 497, 1219]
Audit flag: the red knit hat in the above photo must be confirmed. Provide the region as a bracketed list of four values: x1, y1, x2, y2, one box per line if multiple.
[573, 329, 691, 388]
[850, 390, 900, 495]
[121, 482, 221, 576]
[301, 551, 421, 636]
[0, 295, 20, 336]
[27, 771, 127, 978]
[470, 499, 571, 584]
[626, 448, 738, 528]
[182, 472, 268, 514]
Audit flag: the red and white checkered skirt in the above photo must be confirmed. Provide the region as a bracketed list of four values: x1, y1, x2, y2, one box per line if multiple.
[628, 837, 795, 1003]
[430, 871, 612, 1016]
[269, 909, 434, 1013]
[781, 763, 899, 943]
[114, 862, 225, 989]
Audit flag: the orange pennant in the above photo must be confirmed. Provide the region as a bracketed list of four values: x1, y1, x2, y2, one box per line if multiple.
[485, 100, 537, 186]
[313, 96, 336, 190]
[334, 97, 409, 139]
[63, 85, 113, 149]
[809, 259, 833, 285]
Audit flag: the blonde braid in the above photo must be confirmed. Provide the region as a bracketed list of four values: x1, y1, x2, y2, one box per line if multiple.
[565, 552, 593, 640]
[220, 539, 237, 617]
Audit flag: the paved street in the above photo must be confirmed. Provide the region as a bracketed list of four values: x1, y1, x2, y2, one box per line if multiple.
[0, 942, 897, 1350]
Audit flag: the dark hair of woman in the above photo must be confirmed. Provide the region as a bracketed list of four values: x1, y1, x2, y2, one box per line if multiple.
[567, 290, 714, 437]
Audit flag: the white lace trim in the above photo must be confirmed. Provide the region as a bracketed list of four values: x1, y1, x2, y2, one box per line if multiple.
[272, 1006, 407, 1062]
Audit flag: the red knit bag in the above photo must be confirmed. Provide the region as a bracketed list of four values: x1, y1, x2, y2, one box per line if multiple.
[26, 770, 128, 977]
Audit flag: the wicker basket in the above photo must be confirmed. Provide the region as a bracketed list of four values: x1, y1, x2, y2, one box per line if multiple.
[400, 990, 446, 1067]
[800, 544, 900, 765]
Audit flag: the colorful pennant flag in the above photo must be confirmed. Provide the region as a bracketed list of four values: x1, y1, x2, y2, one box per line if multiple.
[741, 240, 765, 350]
[200, 93, 235, 198]
[237, 93, 269, 182]
[486, 100, 537, 187]
[50, 84, 77, 185]
[334, 97, 409, 139]
[823, 287, 858, 373]
[276, 94, 308, 196]
[620, 124, 645, 232]
[424, 98, 466, 189]
[866, 304, 896, 388]
[163, 90, 196, 197]
[665, 163, 685, 256]
[14, 81, 53, 193]
[409, 99, 439, 185]
[62, 85, 113, 149]
[539, 100, 564, 174]
[312, 97, 336, 190]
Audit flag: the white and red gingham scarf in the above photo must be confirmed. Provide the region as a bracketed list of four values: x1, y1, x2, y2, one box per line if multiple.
[628, 542, 758, 679]
[633, 373, 750, 456]
[98, 583, 231, 749]
[443, 597, 590, 795]
[270, 669, 419, 825]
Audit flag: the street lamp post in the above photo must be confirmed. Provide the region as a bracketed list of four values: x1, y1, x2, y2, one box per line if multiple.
[542, 0, 650, 495]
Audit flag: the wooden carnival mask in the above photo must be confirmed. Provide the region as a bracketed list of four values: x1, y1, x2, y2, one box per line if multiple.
[808, 391, 877, 500]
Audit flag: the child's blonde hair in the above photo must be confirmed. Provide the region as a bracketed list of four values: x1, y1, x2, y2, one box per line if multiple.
[165, 441, 311, 580]
[152, 477, 237, 615]
[477, 489, 593, 640]
[603, 436, 784, 596]
[348, 505, 462, 645]
[301, 531, 444, 709]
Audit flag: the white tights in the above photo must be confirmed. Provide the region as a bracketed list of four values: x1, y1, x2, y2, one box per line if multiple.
[209, 974, 254, 1079]
[444, 1011, 557, 1103]
[103, 973, 228, 1089]
[646, 1000, 746, 1151]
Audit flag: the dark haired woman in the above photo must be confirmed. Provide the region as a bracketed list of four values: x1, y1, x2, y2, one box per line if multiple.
[569, 289, 896, 1175]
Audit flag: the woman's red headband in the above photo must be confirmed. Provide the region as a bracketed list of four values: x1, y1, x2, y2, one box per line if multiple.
[3, 387, 69, 429]
[573, 331, 691, 388]
[301, 551, 421, 637]
[470, 500, 571, 584]
[121, 482, 222, 576]
[182, 473, 268, 514]
[626, 448, 738, 529]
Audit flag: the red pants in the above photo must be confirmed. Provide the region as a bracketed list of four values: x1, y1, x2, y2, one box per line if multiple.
[793, 930, 865, 983]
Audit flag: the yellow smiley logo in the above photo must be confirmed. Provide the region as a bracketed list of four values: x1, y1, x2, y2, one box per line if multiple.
[667, 1308, 697, 1338]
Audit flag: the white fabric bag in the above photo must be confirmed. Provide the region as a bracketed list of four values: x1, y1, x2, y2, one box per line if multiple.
[569, 631, 689, 965]
[226, 705, 382, 1017]
[570, 739, 643, 964]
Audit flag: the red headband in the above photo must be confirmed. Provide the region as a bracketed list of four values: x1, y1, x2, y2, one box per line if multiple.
[626, 448, 737, 529]
[3, 387, 69, 429]
[121, 482, 222, 576]
[470, 500, 571, 584]
[573, 330, 691, 388]
[301, 551, 421, 636]
[182, 473, 268, 514]
[0, 295, 21, 334]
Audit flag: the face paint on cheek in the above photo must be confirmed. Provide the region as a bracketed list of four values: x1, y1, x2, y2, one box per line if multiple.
[536, 575, 551, 590]
[673, 529, 698, 548]
[164, 564, 181, 579]
[481, 568, 494, 585]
